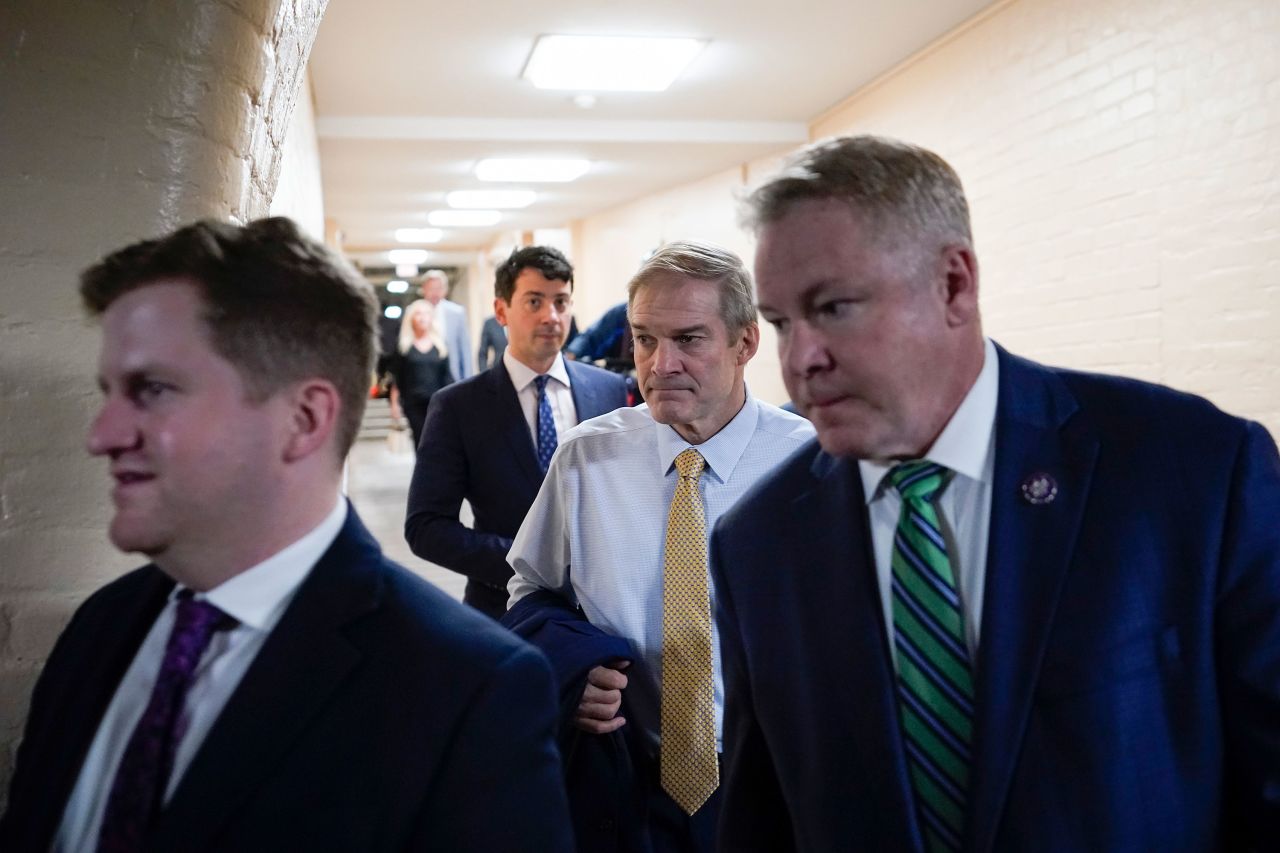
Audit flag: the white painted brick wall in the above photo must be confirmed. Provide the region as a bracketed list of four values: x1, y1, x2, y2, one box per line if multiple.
[814, 0, 1279, 434]
[0, 0, 326, 797]
[570, 0, 1278, 434]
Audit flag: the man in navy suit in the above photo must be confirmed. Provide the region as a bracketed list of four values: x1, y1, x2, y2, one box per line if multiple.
[422, 269, 473, 382]
[477, 314, 507, 370]
[406, 246, 628, 619]
[0, 218, 571, 851]
[711, 136, 1280, 851]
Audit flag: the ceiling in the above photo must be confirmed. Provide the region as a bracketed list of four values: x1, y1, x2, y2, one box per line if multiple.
[309, 0, 994, 266]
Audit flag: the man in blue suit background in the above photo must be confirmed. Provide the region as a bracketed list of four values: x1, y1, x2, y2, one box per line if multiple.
[422, 268, 473, 382]
[0, 218, 571, 851]
[711, 136, 1280, 851]
[406, 246, 628, 619]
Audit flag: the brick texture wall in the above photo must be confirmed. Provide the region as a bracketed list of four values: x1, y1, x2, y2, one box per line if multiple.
[0, 0, 326, 798]
[814, 0, 1279, 433]
[570, 0, 1279, 434]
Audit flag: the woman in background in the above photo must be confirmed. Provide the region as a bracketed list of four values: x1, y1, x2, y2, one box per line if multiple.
[390, 299, 452, 449]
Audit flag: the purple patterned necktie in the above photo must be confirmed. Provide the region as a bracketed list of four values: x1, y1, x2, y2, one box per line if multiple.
[97, 591, 236, 853]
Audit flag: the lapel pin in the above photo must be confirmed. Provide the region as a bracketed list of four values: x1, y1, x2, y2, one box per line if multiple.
[1020, 472, 1058, 505]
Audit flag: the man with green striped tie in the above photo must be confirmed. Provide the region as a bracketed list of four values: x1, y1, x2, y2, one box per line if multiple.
[711, 135, 1280, 851]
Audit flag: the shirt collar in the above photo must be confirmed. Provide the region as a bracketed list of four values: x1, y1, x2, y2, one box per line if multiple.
[654, 394, 760, 485]
[859, 337, 1000, 504]
[503, 349, 571, 392]
[183, 496, 347, 630]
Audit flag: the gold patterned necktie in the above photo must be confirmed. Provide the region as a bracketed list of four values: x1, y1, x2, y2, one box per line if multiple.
[660, 448, 719, 815]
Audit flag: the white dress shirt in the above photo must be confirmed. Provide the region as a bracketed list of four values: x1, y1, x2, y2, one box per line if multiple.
[503, 349, 579, 441]
[508, 397, 815, 750]
[859, 338, 999, 657]
[54, 497, 347, 852]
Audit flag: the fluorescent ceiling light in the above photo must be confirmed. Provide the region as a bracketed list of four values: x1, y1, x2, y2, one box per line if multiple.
[476, 158, 590, 183]
[523, 34, 704, 92]
[395, 228, 443, 243]
[386, 279, 410, 293]
[396, 264, 419, 278]
[428, 210, 502, 227]
[384, 305, 403, 319]
[446, 189, 536, 209]
[388, 249, 430, 264]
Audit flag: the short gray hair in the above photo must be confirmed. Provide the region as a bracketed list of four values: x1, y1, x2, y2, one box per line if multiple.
[743, 135, 972, 249]
[627, 241, 756, 337]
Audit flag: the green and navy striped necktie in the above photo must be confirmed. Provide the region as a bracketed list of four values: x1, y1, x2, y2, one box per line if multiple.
[888, 460, 972, 853]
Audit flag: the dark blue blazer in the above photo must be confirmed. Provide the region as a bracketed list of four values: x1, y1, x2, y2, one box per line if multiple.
[0, 507, 573, 852]
[711, 345, 1280, 852]
[503, 592, 651, 853]
[405, 358, 628, 618]
[477, 316, 507, 372]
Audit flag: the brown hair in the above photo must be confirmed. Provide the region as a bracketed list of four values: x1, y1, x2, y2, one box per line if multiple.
[80, 216, 378, 457]
[494, 245, 574, 303]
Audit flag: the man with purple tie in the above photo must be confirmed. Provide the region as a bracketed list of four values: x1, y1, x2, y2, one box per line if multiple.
[0, 218, 571, 852]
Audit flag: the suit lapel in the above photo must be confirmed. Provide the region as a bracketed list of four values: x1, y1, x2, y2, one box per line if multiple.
[489, 363, 544, 487]
[800, 454, 923, 852]
[966, 349, 1097, 852]
[150, 509, 383, 849]
[565, 360, 609, 421]
[31, 569, 172, 847]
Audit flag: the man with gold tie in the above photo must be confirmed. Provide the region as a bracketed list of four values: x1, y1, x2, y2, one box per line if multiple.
[505, 241, 814, 853]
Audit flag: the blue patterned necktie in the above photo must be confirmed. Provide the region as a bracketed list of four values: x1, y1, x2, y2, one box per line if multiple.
[533, 375, 557, 472]
[98, 592, 236, 852]
[888, 461, 973, 853]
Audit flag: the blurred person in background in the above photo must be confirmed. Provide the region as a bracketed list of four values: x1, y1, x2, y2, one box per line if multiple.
[389, 298, 453, 449]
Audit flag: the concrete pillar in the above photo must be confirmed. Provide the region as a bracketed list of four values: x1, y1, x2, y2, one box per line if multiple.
[0, 0, 327, 795]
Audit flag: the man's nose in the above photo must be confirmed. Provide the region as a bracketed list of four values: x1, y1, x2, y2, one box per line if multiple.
[653, 338, 682, 374]
[784, 321, 832, 378]
[87, 396, 140, 457]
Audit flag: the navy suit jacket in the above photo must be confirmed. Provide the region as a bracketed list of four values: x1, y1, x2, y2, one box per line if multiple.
[0, 507, 572, 852]
[405, 358, 628, 618]
[711, 345, 1280, 852]
[477, 316, 507, 371]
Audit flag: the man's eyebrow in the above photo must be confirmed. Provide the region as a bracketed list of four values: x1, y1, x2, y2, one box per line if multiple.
[631, 323, 712, 336]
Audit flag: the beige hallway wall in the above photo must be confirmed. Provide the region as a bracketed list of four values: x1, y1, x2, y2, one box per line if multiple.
[568, 0, 1280, 433]
[0, 0, 326, 795]
[571, 164, 793, 405]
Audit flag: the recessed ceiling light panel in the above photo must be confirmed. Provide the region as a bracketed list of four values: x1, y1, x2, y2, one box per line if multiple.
[475, 158, 590, 183]
[386, 280, 410, 293]
[428, 210, 502, 227]
[388, 249, 430, 264]
[395, 228, 443, 243]
[523, 34, 705, 92]
[446, 189, 536, 209]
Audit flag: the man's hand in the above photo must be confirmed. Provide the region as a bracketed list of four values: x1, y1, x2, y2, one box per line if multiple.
[574, 661, 630, 734]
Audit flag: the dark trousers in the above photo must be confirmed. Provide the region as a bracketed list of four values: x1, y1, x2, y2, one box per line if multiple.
[403, 396, 430, 450]
[643, 752, 723, 853]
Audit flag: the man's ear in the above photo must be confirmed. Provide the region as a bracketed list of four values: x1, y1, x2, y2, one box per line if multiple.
[940, 244, 979, 328]
[282, 379, 341, 463]
[494, 297, 509, 327]
[735, 321, 760, 366]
